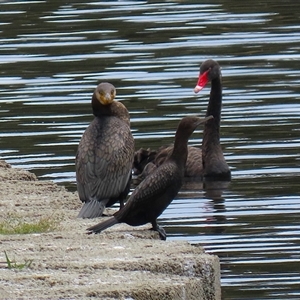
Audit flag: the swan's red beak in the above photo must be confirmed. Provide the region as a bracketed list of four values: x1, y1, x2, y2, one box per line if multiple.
[194, 69, 210, 93]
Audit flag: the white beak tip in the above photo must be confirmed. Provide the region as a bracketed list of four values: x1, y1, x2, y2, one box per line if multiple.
[194, 85, 203, 93]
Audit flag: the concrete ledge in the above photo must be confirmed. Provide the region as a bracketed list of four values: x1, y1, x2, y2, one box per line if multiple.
[0, 160, 221, 299]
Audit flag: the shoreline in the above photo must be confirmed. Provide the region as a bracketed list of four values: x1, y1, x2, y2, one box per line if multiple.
[0, 160, 221, 299]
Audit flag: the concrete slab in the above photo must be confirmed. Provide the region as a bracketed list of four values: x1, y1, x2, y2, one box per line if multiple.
[0, 160, 221, 299]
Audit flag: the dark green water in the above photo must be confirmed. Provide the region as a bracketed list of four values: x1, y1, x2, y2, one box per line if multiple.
[0, 1, 300, 298]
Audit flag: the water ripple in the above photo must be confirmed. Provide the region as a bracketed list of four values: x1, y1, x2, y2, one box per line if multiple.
[0, 1, 300, 299]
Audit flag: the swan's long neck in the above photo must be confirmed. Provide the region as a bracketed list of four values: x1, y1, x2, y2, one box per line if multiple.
[202, 76, 226, 173]
[203, 76, 222, 147]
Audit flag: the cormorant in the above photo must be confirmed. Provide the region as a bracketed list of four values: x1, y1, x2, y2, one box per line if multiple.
[76, 82, 134, 218]
[87, 115, 213, 239]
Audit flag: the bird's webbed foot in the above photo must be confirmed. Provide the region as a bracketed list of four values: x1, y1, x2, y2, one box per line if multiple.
[151, 220, 167, 240]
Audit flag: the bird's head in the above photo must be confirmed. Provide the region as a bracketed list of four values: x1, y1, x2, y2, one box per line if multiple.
[194, 59, 221, 93]
[94, 82, 116, 105]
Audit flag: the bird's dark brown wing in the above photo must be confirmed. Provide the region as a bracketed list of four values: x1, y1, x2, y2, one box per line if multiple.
[116, 161, 182, 221]
[76, 117, 134, 202]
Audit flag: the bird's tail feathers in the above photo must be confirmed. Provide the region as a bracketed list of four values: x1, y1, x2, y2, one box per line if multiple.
[86, 217, 118, 234]
[77, 199, 107, 219]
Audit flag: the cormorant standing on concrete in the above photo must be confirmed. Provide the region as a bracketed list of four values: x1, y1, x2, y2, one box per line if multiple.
[76, 82, 134, 218]
[87, 115, 213, 239]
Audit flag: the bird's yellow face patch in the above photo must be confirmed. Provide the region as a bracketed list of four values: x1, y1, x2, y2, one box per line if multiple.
[96, 88, 116, 105]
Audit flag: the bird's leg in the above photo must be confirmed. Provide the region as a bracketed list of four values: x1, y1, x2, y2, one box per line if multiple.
[151, 220, 167, 240]
[119, 199, 124, 209]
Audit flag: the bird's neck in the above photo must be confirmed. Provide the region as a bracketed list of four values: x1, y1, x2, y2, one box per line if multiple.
[171, 133, 189, 169]
[92, 100, 130, 126]
[92, 96, 110, 117]
[206, 76, 222, 125]
[202, 76, 223, 159]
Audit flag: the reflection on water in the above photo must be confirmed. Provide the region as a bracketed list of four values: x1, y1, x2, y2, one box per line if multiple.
[0, 1, 300, 299]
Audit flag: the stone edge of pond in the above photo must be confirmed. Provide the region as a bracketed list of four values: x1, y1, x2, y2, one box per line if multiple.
[0, 160, 221, 300]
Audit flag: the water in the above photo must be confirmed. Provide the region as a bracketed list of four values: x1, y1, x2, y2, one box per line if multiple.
[0, 1, 300, 299]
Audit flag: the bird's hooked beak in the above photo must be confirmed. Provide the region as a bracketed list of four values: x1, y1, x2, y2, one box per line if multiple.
[102, 92, 114, 105]
[194, 69, 210, 93]
[96, 89, 116, 105]
[197, 115, 213, 126]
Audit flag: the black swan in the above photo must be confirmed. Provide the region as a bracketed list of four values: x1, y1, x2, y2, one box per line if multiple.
[133, 59, 230, 181]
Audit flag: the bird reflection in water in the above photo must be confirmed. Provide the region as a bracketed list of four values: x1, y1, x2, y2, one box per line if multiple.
[202, 180, 230, 235]
[161, 179, 230, 237]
